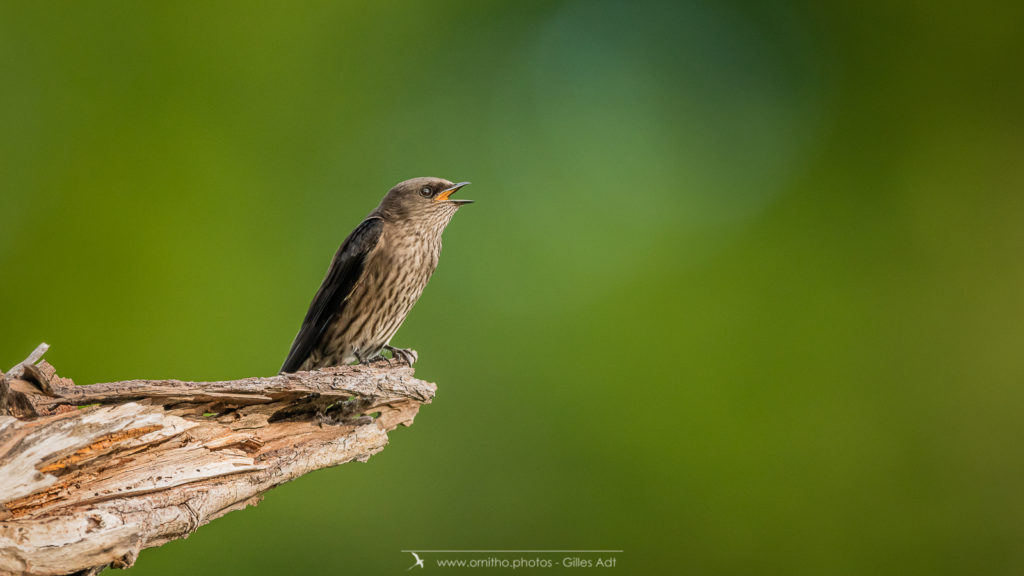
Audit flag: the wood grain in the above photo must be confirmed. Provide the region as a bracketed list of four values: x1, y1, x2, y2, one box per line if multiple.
[0, 345, 434, 575]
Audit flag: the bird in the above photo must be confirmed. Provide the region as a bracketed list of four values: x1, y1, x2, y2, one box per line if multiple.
[280, 177, 472, 373]
[407, 552, 425, 570]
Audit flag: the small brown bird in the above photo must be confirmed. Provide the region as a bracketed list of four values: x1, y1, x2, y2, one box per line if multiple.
[280, 177, 472, 373]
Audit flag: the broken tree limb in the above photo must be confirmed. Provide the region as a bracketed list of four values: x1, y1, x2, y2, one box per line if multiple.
[0, 344, 436, 576]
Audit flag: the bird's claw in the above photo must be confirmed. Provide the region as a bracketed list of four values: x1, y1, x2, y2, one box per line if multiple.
[384, 346, 418, 366]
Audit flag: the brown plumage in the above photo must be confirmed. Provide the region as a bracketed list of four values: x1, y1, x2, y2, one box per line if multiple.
[281, 177, 472, 373]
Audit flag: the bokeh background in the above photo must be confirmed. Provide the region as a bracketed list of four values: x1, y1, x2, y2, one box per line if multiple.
[3, 1, 1023, 574]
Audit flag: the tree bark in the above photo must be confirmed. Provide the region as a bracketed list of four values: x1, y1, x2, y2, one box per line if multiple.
[0, 344, 435, 575]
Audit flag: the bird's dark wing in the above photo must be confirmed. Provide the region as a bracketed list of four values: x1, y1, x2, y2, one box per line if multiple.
[280, 217, 384, 373]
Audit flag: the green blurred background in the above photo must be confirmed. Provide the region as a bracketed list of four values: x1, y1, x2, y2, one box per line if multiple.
[3, 1, 1023, 574]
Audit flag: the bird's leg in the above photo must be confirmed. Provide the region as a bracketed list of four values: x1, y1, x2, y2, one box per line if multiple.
[357, 349, 391, 366]
[384, 345, 418, 366]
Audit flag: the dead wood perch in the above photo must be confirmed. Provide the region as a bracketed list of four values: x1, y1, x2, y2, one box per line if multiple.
[0, 343, 436, 576]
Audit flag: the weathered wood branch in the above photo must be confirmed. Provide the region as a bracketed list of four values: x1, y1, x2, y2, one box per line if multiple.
[0, 344, 436, 576]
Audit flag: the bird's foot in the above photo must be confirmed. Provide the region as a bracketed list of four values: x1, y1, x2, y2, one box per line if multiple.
[384, 345, 418, 366]
[356, 351, 391, 366]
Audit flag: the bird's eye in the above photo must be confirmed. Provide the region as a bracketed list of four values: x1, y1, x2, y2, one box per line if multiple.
[419, 186, 433, 198]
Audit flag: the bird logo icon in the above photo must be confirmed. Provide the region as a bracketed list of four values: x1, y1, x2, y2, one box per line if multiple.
[408, 551, 425, 570]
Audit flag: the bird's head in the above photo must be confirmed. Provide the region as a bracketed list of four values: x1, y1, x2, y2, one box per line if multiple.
[376, 177, 472, 226]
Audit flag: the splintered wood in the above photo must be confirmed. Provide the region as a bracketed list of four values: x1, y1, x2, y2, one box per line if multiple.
[0, 347, 435, 576]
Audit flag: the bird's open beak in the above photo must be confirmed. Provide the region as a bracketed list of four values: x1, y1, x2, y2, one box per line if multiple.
[436, 182, 473, 205]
